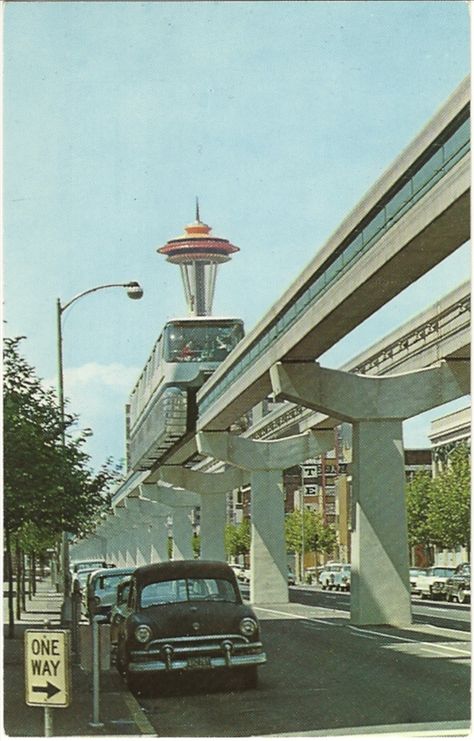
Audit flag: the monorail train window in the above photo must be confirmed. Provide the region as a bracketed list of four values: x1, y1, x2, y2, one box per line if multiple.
[163, 320, 244, 363]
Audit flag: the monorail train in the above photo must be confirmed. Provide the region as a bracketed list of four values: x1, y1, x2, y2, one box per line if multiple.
[127, 316, 244, 470]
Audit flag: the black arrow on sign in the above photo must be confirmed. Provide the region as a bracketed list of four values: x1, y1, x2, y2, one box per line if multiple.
[32, 682, 61, 699]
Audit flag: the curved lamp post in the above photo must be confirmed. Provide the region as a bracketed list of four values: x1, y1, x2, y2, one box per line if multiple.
[56, 281, 143, 606]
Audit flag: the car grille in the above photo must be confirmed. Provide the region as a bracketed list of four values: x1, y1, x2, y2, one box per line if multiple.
[147, 633, 251, 655]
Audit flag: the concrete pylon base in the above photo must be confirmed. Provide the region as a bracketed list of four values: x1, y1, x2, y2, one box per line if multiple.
[351, 419, 412, 626]
[250, 470, 288, 604]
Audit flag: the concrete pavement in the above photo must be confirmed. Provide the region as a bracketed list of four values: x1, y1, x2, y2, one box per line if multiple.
[3, 578, 155, 737]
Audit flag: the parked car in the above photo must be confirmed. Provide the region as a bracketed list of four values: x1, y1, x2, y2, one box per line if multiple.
[116, 560, 266, 692]
[237, 567, 251, 584]
[318, 563, 347, 590]
[287, 568, 296, 586]
[110, 576, 133, 646]
[415, 566, 455, 599]
[86, 566, 135, 621]
[409, 568, 428, 594]
[331, 565, 351, 591]
[445, 563, 471, 604]
[73, 566, 101, 595]
[70, 559, 108, 575]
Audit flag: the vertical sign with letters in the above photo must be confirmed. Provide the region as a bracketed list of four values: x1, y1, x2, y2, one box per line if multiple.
[25, 630, 71, 707]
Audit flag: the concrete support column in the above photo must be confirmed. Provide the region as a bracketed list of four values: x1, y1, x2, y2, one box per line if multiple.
[198, 494, 227, 561]
[149, 517, 170, 563]
[197, 430, 332, 604]
[171, 508, 194, 560]
[270, 359, 470, 626]
[158, 467, 248, 563]
[250, 469, 287, 603]
[140, 483, 198, 562]
[351, 418, 410, 625]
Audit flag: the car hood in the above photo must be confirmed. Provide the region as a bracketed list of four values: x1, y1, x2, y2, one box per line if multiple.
[127, 601, 259, 640]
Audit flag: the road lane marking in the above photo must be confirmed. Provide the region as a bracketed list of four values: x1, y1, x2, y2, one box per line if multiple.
[255, 606, 338, 625]
[348, 626, 471, 656]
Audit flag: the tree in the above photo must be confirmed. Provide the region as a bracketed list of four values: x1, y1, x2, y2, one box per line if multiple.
[3, 336, 121, 635]
[285, 509, 337, 579]
[225, 520, 250, 559]
[428, 444, 470, 556]
[405, 470, 434, 556]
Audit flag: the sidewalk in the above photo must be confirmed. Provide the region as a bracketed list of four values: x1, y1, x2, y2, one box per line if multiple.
[3, 578, 155, 737]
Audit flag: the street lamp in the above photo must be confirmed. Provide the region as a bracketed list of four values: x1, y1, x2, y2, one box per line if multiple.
[56, 281, 143, 609]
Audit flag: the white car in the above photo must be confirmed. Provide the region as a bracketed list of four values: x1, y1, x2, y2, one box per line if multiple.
[415, 566, 455, 599]
[318, 563, 347, 590]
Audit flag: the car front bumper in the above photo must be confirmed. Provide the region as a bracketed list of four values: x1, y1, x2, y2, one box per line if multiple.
[128, 637, 266, 674]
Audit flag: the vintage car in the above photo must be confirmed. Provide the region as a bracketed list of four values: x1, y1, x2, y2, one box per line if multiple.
[415, 566, 455, 599]
[445, 563, 471, 604]
[331, 564, 351, 591]
[409, 567, 428, 594]
[116, 560, 266, 691]
[110, 576, 133, 646]
[318, 563, 347, 590]
[86, 566, 135, 621]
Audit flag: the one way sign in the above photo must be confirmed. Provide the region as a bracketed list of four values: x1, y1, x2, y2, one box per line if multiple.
[25, 630, 71, 707]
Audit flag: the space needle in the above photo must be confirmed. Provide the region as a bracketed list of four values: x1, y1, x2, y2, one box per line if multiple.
[158, 200, 239, 316]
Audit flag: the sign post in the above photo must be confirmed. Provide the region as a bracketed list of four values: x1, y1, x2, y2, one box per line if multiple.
[25, 629, 71, 736]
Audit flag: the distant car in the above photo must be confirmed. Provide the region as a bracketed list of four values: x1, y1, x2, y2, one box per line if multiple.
[287, 568, 296, 586]
[86, 567, 135, 621]
[237, 567, 251, 584]
[318, 563, 346, 590]
[116, 560, 266, 692]
[71, 559, 107, 575]
[331, 565, 351, 592]
[110, 576, 133, 647]
[445, 563, 471, 604]
[409, 568, 428, 594]
[416, 566, 455, 599]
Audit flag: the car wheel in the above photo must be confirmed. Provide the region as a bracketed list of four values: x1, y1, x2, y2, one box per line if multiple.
[446, 591, 452, 603]
[238, 666, 258, 690]
[457, 588, 466, 604]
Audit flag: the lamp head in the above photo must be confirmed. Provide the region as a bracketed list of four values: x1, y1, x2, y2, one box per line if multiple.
[125, 281, 144, 300]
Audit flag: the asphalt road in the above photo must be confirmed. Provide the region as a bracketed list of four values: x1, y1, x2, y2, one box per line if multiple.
[130, 588, 471, 737]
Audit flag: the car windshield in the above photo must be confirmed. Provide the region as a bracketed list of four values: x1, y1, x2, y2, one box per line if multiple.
[78, 570, 96, 586]
[432, 568, 455, 577]
[76, 562, 104, 572]
[140, 577, 238, 607]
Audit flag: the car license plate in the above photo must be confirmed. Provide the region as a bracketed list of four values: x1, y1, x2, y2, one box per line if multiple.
[187, 656, 211, 669]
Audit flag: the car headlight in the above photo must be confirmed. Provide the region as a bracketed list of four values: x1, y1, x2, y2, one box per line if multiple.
[134, 624, 152, 643]
[240, 617, 258, 637]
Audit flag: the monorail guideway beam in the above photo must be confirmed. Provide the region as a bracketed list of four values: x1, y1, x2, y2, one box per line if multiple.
[270, 360, 470, 626]
[197, 430, 333, 604]
[158, 466, 249, 561]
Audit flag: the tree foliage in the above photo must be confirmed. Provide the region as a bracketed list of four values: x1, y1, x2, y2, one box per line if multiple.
[225, 520, 251, 558]
[406, 444, 470, 555]
[285, 509, 337, 556]
[3, 336, 121, 549]
[428, 444, 470, 552]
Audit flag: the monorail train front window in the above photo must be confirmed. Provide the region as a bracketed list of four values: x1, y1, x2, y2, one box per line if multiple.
[163, 321, 243, 362]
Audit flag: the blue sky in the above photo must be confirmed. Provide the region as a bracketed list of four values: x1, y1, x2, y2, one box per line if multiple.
[4, 1, 470, 470]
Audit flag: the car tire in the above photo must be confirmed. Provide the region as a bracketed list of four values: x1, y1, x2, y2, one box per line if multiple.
[446, 591, 452, 603]
[239, 666, 258, 690]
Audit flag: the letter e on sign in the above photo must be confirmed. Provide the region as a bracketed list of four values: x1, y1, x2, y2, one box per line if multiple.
[25, 630, 71, 707]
